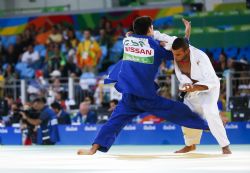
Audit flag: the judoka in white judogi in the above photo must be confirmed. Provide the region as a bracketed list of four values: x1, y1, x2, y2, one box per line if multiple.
[154, 31, 230, 152]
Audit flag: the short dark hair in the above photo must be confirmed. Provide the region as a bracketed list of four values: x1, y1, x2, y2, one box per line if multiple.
[33, 97, 46, 104]
[133, 16, 152, 35]
[172, 37, 189, 50]
[51, 102, 62, 110]
[110, 99, 118, 105]
[84, 96, 94, 104]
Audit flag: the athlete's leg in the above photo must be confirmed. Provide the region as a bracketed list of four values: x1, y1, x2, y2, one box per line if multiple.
[200, 89, 231, 154]
[175, 97, 203, 153]
[202, 103, 231, 154]
[93, 105, 139, 152]
[142, 96, 209, 130]
[78, 95, 141, 155]
[174, 127, 202, 153]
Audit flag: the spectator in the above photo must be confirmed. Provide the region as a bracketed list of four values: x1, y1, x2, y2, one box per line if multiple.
[3, 64, 16, 85]
[94, 78, 111, 107]
[27, 70, 48, 100]
[59, 23, 68, 40]
[47, 77, 62, 104]
[222, 58, 236, 84]
[108, 99, 118, 113]
[96, 99, 118, 124]
[99, 16, 108, 30]
[84, 96, 94, 105]
[83, 95, 98, 111]
[21, 29, 34, 49]
[45, 43, 55, 64]
[4, 102, 22, 126]
[76, 29, 102, 70]
[54, 91, 67, 110]
[19, 102, 40, 145]
[27, 23, 38, 39]
[66, 29, 78, 48]
[114, 22, 126, 39]
[35, 27, 51, 45]
[21, 44, 40, 65]
[104, 20, 115, 36]
[207, 51, 220, 72]
[216, 52, 228, 77]
[72, 101, 97, 124]
[51, 78, 65, 93]
[63, 42, 80, 76]
[4, 94, 15, 115]
[79, 67, 97, 94]
[47, 25, 63, 44]
[14, 35, 25, 60]
[21, 97, 59, 145]
[47, 45, 66, 77]
[97, 28, 113, 49]
[0, 96, 8, 119]
[4, 44, 19, 65]
[51, 102, 71, 125]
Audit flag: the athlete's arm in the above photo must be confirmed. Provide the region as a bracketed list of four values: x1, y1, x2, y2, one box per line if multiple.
[179, 83, 208, 92]
[182, 18, 191, 40]
[154, 18, 191, 49]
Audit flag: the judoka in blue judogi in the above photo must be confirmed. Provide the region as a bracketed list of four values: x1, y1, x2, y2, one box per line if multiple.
[77, 16, 209, 155]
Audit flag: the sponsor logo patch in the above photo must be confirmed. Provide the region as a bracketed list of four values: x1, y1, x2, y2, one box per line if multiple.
[123, 37, 154, 64]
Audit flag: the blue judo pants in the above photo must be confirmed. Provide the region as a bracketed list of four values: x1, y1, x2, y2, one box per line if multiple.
[94, 94, 209, 152]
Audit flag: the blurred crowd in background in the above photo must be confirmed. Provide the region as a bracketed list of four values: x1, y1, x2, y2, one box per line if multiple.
[0, 15, 249, 128]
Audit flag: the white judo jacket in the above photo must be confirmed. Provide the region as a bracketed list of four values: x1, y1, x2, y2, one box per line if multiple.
[154, 30, 220, 95]
[174, 46, 220, 94]
[154, 31, 230, 147]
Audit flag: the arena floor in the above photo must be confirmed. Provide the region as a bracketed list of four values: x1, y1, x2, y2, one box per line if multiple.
[0, 145, 249, 173]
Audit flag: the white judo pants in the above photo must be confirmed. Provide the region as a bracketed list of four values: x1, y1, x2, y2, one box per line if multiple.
[182, 87, 230, 147]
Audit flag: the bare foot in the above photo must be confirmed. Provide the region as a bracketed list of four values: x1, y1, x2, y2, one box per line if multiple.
[222, 145, 232, 154]
[77, 149, 95, 155]
[175, 144, 196, 153]
[77, 144, 100, 155]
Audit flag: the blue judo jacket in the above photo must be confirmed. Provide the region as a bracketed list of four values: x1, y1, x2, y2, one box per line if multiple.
[105, 34, 172, 98]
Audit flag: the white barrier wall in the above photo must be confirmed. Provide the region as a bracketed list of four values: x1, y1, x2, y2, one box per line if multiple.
[3, 0, 112, 14]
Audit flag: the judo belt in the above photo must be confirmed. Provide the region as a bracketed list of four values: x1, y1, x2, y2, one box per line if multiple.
[178, 92, 187, 102]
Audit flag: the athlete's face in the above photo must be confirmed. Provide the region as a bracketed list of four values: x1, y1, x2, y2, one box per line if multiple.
[172, 48, 190, 62]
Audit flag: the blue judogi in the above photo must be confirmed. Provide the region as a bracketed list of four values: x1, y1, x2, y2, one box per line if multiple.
[93, 34, 209, 152]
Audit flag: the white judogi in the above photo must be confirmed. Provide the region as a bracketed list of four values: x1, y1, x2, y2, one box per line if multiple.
[153, 31, 177, 50]
[154, 31, 230, 147]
